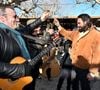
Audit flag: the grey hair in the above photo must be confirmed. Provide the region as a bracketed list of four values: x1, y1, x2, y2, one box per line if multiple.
[0, 4, 14, 16]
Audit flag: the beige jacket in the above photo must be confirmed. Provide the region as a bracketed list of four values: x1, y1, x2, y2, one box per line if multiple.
[59, 26, 100, 74]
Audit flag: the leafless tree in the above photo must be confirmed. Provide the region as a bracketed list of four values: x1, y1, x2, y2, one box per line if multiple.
[36, 0, 59, 16]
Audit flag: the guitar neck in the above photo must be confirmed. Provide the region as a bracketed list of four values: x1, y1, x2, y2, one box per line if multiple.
[29, 42, 55, 66]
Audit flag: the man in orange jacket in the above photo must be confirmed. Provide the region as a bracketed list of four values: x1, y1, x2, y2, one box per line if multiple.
[54, 14, 100, 90]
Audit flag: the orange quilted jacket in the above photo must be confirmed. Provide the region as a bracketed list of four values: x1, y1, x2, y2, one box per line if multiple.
[59, 26, 100, 74]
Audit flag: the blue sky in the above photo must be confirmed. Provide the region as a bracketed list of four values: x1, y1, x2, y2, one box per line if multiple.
[58, 0, 100, 17]
[15, 0, 100, 17]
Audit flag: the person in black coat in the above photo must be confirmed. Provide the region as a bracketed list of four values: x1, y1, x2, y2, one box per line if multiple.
[56, 39, 72, 90]
[0, 4, 50, 90]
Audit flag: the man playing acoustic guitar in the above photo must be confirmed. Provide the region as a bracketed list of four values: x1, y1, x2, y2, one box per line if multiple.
[0, 4, 51, 90]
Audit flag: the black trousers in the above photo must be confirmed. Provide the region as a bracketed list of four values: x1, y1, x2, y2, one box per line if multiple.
[23, 60, 42, 90]
[56, 68, 72, 90]
[23, 68, 40, 90]
[72, 67, 90, 90]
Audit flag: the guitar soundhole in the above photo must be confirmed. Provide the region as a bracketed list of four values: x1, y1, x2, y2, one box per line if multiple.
[0, 88, 2, 90]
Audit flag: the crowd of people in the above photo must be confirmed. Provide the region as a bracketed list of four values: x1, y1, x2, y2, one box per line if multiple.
[0, 4, 100, 90]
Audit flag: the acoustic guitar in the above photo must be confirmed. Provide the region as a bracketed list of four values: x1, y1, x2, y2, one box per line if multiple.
[41, 47, 61, 78]
[0, 38, 61, 90]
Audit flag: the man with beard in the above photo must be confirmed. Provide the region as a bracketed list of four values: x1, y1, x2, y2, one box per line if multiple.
[54, 14, 100, 90]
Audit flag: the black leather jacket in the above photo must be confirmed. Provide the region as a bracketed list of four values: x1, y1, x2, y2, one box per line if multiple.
[60, 40, 72, 68]
[0, 18, 43, 79]
[17, 18, 42, 34]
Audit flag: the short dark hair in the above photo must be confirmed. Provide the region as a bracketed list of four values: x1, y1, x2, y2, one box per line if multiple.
[78, 14, 91, 22]
[78, 14, 92, 28]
